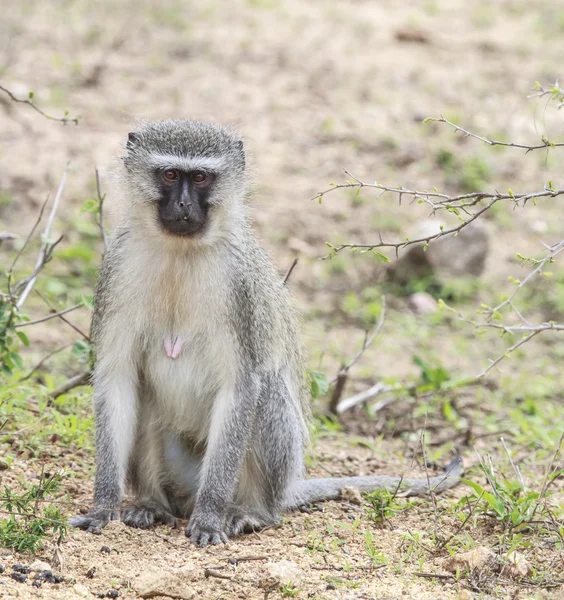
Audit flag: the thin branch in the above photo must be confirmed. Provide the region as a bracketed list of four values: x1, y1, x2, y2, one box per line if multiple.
[14, 304, 83, 328]
[315, 178, 564, 259]
[50, 371, 91, 399]
[95, 169, 108, 253]
[328, 297, 386, 414]
[427, 115, 564, 153]
[283, 257, 299, 284]
[0, 84, 80, 125]
[19, 343, 72, 382]
[16, 166, 68, 308]
[35, 291, 90, 342]
[336, 382, 399, 414]
[477, 330, 542, 378]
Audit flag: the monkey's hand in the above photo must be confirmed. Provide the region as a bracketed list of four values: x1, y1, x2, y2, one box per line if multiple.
[186, 508, 229, 547]
[68, 507, 120, 533]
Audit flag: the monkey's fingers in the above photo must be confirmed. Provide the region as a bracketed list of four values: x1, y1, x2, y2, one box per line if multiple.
[69, 508, 118, 533]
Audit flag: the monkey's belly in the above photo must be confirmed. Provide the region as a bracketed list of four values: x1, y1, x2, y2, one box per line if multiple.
[143, 337, 229, 440]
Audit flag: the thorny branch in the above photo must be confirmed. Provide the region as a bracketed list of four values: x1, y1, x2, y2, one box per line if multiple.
[425, 115, 564, 153]
[0, 84, 80, 125]
[314, 177, 564, 260]
[315, 104, 564, 379]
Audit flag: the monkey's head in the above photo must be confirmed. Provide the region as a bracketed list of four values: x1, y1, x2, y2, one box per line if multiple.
[121, 120, 247, 243]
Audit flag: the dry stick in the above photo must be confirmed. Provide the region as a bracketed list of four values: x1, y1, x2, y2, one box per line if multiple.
[0, 84, 79, 125]
[19, 343, 72, 382]
[95, 168, 108, 252]
[204, 569, 233, 581]
[16, 166, 68, 308]
[336, 382, 399, 415]
[35, 290, 90, 342]
[14, 303, 83, 328]
[428, 115, 564, 152]
[50, 371, 91, 399]
[283, 257, 299, 284]
[328, 297, 386, 414]
[7, 195, 50, 291]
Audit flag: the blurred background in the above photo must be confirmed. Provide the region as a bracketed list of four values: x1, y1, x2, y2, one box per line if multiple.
[2, 0, 564, 389]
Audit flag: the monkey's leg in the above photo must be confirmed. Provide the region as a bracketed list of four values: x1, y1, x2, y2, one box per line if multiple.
[225, 373, 304, 537]
[186, 375, 261, 547]
[121, 419, 177, 529]
[69, 368, 138, 532]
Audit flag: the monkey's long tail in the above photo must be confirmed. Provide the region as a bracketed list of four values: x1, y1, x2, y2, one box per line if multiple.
[285, 456, 463, 508]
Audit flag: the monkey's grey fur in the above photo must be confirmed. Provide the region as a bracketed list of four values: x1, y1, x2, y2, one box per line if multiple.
[69, 120, 463, 546]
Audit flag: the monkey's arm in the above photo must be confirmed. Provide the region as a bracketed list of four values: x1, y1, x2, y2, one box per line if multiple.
[69, 360, 139, 532]
[186, 374, 261, 546]
[70, 233, 139, 532]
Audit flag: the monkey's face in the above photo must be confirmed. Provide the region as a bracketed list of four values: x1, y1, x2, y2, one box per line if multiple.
[121, 120, 247, 244]
[156, 168, 214, 237]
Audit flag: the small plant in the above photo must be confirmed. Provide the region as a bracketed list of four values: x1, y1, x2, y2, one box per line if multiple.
[364, 487, 411, 524]
[364, 530, 389, 566]
[0, 472, 67, 553]
[280, 582, 300, 597]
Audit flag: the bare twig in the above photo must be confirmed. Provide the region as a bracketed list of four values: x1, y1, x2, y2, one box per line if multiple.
[16, 166, 68, 308]
[35, 291, 90, 342]
[328, 297, 386, 414]
[0, 84, 79, 125]
[95, 169, 108, 253]
[427, 115, 564, 153]
[50, 371, 91, 399]
[19, 343, 72, 382]
[336, 382, 399, 414]
[15, 303, 83, 328]
[283, 257, 298, 284]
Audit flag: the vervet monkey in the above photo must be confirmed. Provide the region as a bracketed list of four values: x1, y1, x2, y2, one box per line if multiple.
[70, 120, 462, 546]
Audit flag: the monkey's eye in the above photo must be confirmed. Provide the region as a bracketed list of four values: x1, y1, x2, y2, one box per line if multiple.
[161, 169, 179, 183]
[191, 171, 207, 184]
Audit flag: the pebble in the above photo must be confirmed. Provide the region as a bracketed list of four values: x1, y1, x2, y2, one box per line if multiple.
[10, 573, 28, 583]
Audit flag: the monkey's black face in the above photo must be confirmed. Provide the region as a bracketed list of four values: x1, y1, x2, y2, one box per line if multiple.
[156, 169, 214, 237]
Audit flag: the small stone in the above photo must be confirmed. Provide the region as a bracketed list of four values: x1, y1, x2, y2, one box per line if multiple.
[0, 564, 4, 573]
[32, 581, 42, 588]
[73, 584, 91, 598]
[106, 591, 119, 599]
[444, 546, 496, 575]
[506, 551, 531, 579]
[100, 546, 111, 554]
[10, 573, 28, 583]
[341, 486, 362, 506]
[326, 583, 336, 590]
[0, 459, 9, 471]
[86, 567, 97, 578]
[265, 560, 303, 586]
[407, 292, 438, 315]
[29, 560, 51, 573]
[53, 574, 64, 584]
[133, 569, 197, 599]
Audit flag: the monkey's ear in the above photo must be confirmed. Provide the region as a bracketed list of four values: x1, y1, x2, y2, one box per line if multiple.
[127, 132, 138, 150]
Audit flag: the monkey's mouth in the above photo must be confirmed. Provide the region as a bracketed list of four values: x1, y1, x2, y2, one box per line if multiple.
[160, 218, 206, 237]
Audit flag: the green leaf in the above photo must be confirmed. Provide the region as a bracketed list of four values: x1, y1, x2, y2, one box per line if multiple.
[16, 331, 30, 347]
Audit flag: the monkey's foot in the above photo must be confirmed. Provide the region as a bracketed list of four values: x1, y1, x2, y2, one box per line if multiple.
[186, 510, 228, 547]
[122, 500, 176, 529]
[225, 506, 278, 537]
[69, 507, 119, 533]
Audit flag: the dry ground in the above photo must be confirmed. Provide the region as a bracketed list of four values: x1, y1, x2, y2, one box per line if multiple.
[1, 0, 564, 598]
